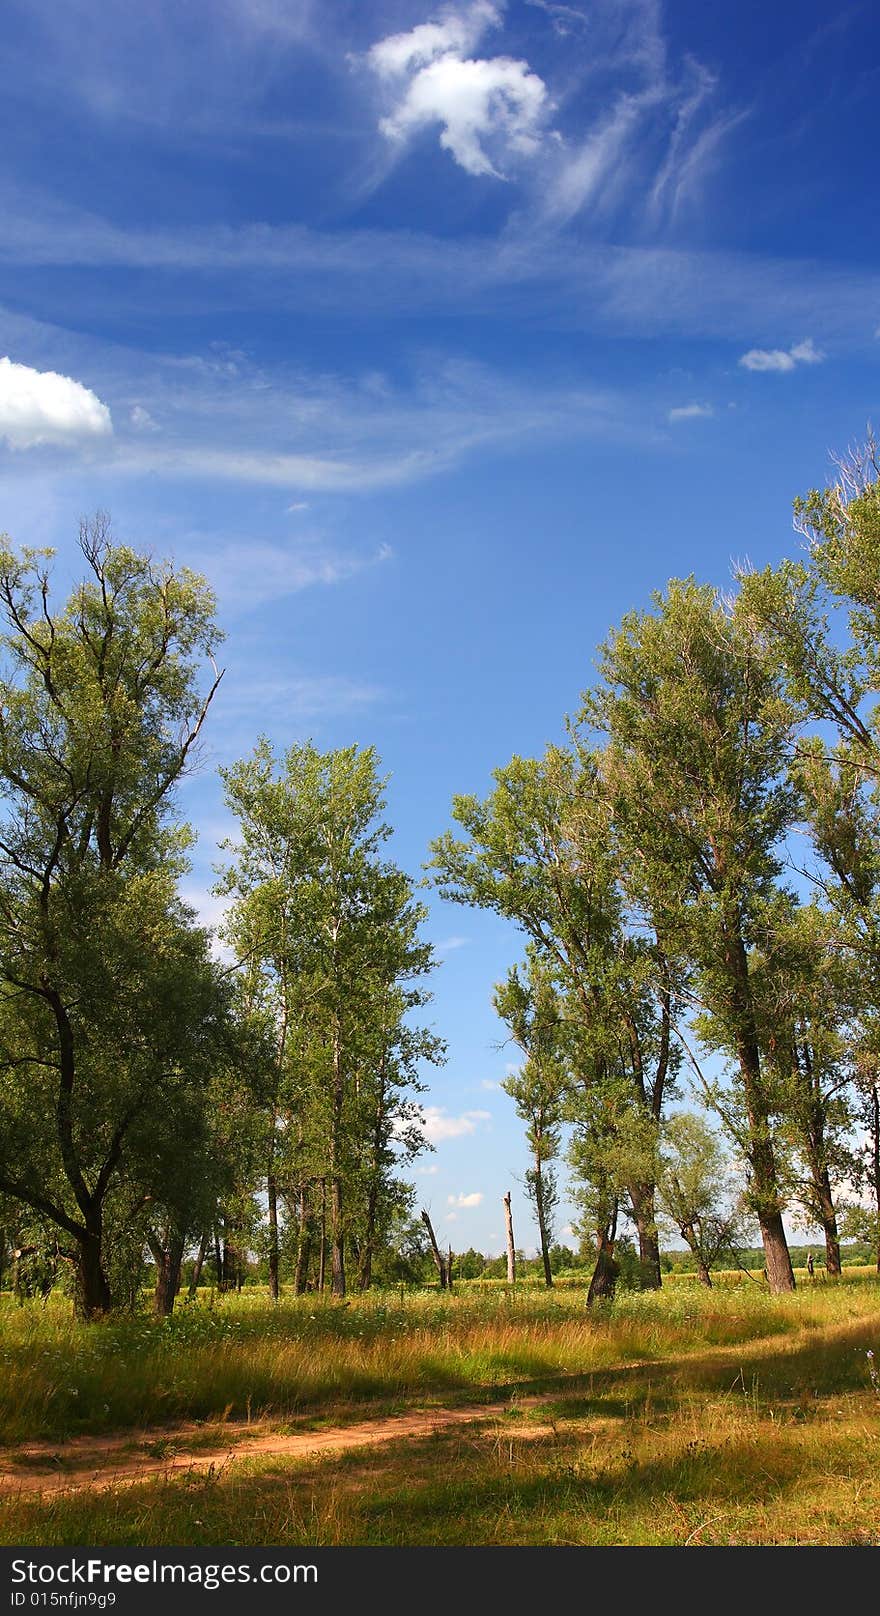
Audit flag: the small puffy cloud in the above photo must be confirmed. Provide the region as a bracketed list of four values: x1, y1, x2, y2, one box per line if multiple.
[0, 356, 112, 449]
[129, 403, 157, 431]
[417, 1163, 439, 1176]
[436, 934, 468, 953]
[368, 3, 549, 179]
[420, 1106, 491, 1143]
[448, 1191, 484, 1208]
[739, 337, 824, 373]
[668, 401, 713, 422]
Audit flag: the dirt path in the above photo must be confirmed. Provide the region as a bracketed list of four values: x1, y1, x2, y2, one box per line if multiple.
[0, 1396, 559, 1497]
[3, 1310, 875, 1499]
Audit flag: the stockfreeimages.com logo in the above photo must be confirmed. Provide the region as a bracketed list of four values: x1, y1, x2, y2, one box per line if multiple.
[11, 1559, 317, 1595]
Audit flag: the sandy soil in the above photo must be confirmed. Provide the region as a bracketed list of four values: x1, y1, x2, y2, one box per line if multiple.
[0, 1394, 558, 1497]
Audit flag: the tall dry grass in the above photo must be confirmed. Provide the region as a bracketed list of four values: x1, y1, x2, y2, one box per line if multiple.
[1, 1271, 877, 1446]
[2, 1278, 878, 1546]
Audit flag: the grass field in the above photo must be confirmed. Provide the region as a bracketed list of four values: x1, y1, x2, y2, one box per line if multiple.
[2, 1269, 878, 1547]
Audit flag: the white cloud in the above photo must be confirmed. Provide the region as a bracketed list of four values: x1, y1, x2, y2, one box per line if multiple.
[444, 1212, 458, 1222]
[543, 91, 659, 224]
[739, 337, 825, 373]
[178, 884, 234, 964]
[0, 356, 112, 449]
[480, 1078, 501, 1090]
[189, 537, 390, 615]
[417, 1164, 439, 1176]
[216, 673, 382, 730]
[368, 1, 501, 78]
[436, 934, 469, 952]
[6, 197, 879, 350]
[668, 401, 713, 422]
[448, 1191, 484, 1208]
[368, 4, 549, 179]
[420, 1106, 491, 1143]
[129, 403, 157, 431]
[115, 443, 451, 493]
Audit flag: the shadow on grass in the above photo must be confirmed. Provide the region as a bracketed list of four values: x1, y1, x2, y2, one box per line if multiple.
[3, 1312, 878, 1547]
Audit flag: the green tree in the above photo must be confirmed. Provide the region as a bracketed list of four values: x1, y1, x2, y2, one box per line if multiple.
[657, 1112, 747, 1286]
[495, 951, 565, 1288]
[219, 740, 442, 1297]
[584, 578, 799, 1291]
[0, 519, 224, 1317]
[737, 444, 880, 1276]
[431, 743, 678, 1297]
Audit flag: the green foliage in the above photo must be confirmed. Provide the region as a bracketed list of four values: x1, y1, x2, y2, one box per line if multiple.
[218, 737, 445, 1296]
[0, 520, 231, 1315]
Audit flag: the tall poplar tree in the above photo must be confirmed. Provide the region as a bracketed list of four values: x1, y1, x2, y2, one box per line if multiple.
[0, 519, 226, 1317]
[584, 578, 799, 1292]
[218, 740, 442, 1297]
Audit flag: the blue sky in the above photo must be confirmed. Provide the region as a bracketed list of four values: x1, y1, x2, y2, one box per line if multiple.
[1, 0, 878, 1256]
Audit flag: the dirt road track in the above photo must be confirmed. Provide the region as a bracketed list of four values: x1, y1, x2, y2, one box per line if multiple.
[0, 1396, 557, 1497]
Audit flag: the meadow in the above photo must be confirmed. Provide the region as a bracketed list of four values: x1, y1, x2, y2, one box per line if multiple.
[2, 1270, 878, 1548]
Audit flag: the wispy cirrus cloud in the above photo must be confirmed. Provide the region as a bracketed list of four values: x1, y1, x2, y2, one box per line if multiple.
[0, 309, 626, 494]
[523, 0, 747, 229]
[2, 196, 877, 352]
[214, 672, 383, 727]
[185, 537, 392, 617]
[0, 0, 320, 139]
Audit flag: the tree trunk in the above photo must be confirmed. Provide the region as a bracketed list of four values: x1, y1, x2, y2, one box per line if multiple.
[358, 1175, 380, 1292]
[758, 1207, 796, 1293]
[213, 1228, 225, 1291]
[318, 1179, 327, 1293]
[267, 1166, 280, 1302]
[503, 1191, 516, 1285]
[447, 1246, 454, 1292]
[680, 1221, 712, 1286]
[188, 1230, 209, 1299]
[534, 1160, 553, 1289]
[629, 1179, 662, 1289]
[293, 1184, 311, 1296]
[329, 1018, 346, 1297]
[814, 1166, 841, 1277]
[869, 1085, 880, 1276]
[74, 1224, 112, 1320]
[358, 1092, 386, 1293]
[587, 1220, 620, 1307]
[800, 1050, 841, 1279]
[729, 936, 795, 1293]
[330, 1183, 345, 1298]
[150, 1228, 185, 1317]
[420, 1209, 447, 1288]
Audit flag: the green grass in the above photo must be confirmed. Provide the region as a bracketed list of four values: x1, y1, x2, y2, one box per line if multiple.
[1, 1271, 876, 1445]
[2, 1271, 878, 1546]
